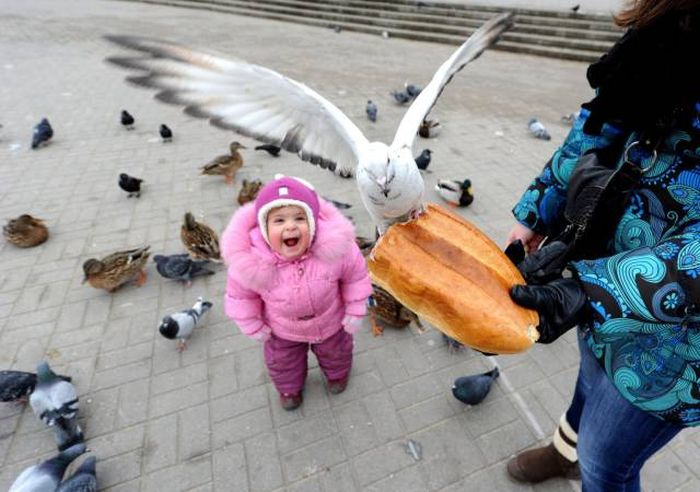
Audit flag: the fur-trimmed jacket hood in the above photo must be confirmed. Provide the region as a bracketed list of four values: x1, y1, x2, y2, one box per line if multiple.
[221, 198, 372, 343]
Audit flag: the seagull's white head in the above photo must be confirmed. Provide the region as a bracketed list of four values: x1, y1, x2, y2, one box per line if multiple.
[357, 142, 424, 229]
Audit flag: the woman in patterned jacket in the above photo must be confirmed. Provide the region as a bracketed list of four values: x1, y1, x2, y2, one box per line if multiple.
[504, 1, 700, 490]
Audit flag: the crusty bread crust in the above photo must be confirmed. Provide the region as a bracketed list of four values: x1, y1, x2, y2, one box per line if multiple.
[368, 204, 539, 354]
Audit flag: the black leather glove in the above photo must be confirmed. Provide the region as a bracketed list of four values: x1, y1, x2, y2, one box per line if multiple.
[516, 241, 570, 285]
[510, 278, 588, 344]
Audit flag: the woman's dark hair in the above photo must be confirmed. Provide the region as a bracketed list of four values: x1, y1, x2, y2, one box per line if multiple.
[615, 0, 698, 28]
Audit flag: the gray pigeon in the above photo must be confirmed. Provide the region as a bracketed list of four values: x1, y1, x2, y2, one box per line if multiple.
[31, 118, 53, 149]
[159, 297, 213, 351]
[9, 443, 86, 492]
[366, 100, 378, 122]
[528, 118, 551, 140]
[29, 362, 83, 451]
[452, 368, 500, 405]
[405, 83, 422, 99]
[0, 370, 72, 403]
[390, 90, 411, 104]
[57, 456, 97, 492]
[153, 254, 215, 286]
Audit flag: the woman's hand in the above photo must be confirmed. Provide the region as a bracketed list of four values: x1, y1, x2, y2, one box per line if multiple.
[506, 223, 545, 254]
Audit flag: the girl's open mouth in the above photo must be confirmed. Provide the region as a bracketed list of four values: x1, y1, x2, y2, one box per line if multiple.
[283, 238, 299, 247]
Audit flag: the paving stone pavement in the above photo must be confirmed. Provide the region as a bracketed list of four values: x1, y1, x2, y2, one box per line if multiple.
[1, 0, 699, 491]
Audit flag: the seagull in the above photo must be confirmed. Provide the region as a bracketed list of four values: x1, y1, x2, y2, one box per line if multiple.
[104, 13, 513, 234]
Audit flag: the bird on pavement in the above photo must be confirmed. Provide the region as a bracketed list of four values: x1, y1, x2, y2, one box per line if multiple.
[9, 443, 86, 492]
[405, 83, 422, 99]
[201, 141, 246, 184]
[452, 367, 500, 405]
[118, 173, 143, 197]
[390, 89, 411, 105]
[30, 362, 83, 451]
[153, 253, 215, 286]
[366, 100, 378, 122]
[3, 214, 49, 248]
[159, 297, 213, 351]
[435, 178, 474, 207]
[57, 455, 97, 492]
[31, 118, 53, 149]
[159, 124, 173, 142]
[181, 212, 221, 261]
[0, 370, 72, 404]
[418, 118, 441, 138]
[105, 12, 514, 234]
[528, 118, 551, 140]
[414, 149, 432, 172]
[120, 110, 135, 129]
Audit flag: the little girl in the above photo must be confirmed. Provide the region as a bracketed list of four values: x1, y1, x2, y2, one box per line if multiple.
[221, 175, 372, 410]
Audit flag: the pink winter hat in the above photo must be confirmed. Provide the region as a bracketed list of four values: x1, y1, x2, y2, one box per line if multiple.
[255, 175, 320, 246]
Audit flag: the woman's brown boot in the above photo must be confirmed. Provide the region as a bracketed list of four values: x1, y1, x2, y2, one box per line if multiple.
[507, 415, 580, 483]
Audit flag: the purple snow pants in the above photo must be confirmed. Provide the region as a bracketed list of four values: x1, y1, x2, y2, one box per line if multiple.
[263, 328, 353, 395]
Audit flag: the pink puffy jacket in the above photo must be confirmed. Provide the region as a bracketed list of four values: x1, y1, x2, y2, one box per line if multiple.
[221, 199, 372, 343]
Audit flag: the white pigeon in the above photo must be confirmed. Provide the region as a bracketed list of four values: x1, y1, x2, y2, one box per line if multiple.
[105, 13, 513, 233]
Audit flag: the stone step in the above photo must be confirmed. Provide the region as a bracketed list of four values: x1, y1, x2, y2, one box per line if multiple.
[207, 0, 620, 41]
[121, 0, 614, 62]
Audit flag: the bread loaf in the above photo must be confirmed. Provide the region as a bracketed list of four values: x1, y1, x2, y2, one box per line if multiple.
[367, 204, 539, 354]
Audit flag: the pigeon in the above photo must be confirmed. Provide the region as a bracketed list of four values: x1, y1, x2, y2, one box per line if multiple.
[0, 370, 72, 404]
[118, 173, 143, 197]
[57, 455, 97, 492]
[561, 111, 580, 125]
[571, 4, 580, 13]
[452, 367, 500, 405]
[9, 443, 87, 492]
[105, 13, 514, 234]
[153, 254, 215, 286]
[390, 90, 411, 104]
[414, 149, 432, 172]
[31, 118, 53, 149]
[159, 124, 173, 142]
[254, 144, 281, 156]
[405, 83, 422, 99]
[435, 178, 474, 207]
[442, 333, 465, 352]
[528, 118, 551, 140]
[332, 25, 342, 34]
[120, 110, 135, 129]
[418, 118, 441, 138]
[159, 297, 213, 351]
[29, 361, 83, 451]
[366, 100, 378, 122]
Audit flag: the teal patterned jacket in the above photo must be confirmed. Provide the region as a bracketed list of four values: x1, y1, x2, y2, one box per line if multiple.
[513, 105, 700, 426]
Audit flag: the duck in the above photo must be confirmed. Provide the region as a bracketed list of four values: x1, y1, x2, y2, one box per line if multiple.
[435, 179, 474, 207]
[237, 178, 263, 206]
[181, 212, 221, 261]
[368, 285, 424, 336]
[3, 215, 49, 247]
[418, 118, 441, 138]
[201, 141, 246, 184]
[82, 245, 150, 292]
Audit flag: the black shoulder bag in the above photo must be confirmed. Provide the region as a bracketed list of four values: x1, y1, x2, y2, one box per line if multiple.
[546, 136, 662, 265]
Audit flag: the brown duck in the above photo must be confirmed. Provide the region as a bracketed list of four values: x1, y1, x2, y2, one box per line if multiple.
[3, 214, 49, 247]
[201, 141, 246, 184]
[82, 245, 150, 292]
[237, 178, 263, 206]
[181, 212, 221, 261]
[368, 285, 424, 336]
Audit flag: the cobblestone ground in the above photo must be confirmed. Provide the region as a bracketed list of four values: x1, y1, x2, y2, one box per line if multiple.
[1, 0, 698, 491]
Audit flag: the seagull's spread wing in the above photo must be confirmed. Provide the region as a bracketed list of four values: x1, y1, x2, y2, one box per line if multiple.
[390, 12, 513, 151]
[105, 35, 369, 177]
